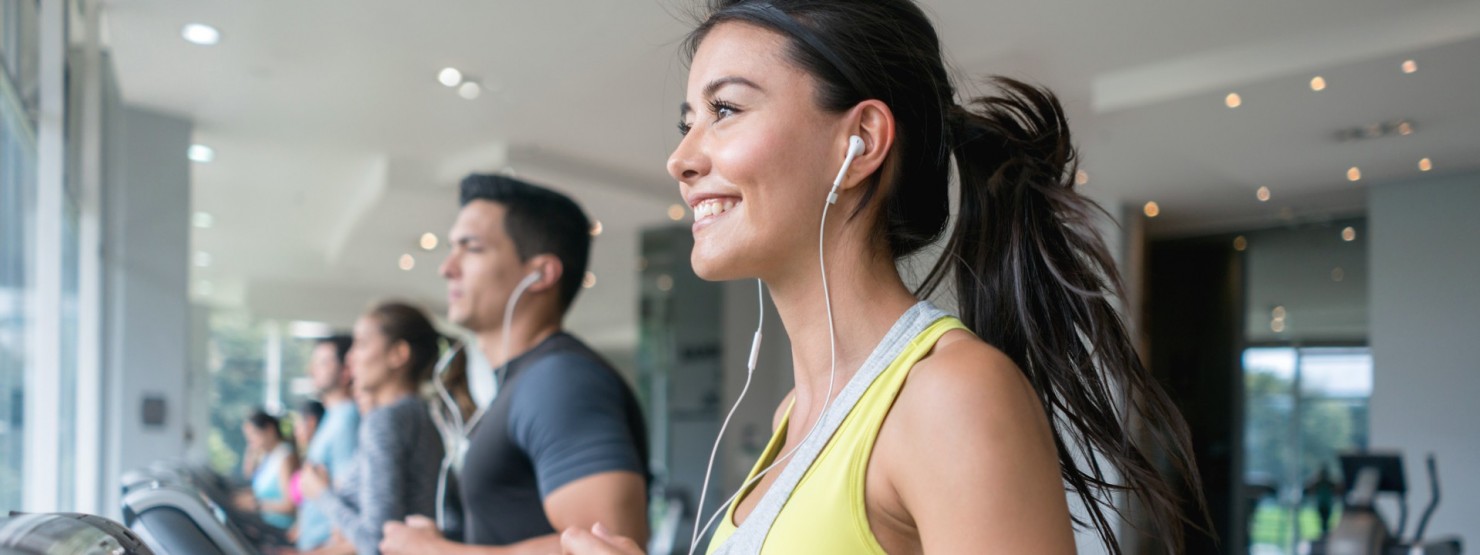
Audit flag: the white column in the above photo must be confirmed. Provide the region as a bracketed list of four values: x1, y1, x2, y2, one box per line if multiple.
[22, 0, 67, 513]
[74, 0, 106, 515]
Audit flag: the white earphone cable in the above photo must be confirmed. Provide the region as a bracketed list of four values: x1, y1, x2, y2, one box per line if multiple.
[688, 154, 850, 553]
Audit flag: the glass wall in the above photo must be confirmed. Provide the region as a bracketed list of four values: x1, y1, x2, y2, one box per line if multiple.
[0, 1, 37, 511]
[1245, 346, 1374, 554]
[205, 312, 314, 476]
[0, 0, 39, 126]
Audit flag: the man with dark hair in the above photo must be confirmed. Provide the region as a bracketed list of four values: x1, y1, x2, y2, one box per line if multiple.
[380, 174, 649, 555]
[296, 334, 359, 551]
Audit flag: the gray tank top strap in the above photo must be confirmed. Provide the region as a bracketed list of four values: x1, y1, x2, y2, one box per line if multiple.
[712, 301, 950, 555]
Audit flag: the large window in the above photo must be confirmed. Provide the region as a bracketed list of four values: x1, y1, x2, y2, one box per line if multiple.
[1245, 346, 1373, 554]
[0, 0, 39, 127]
[0, 21, 37, 512]
[205, 312, 314, 477]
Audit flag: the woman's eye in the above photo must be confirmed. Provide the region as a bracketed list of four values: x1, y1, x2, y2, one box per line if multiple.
[711, 100, 740, 121]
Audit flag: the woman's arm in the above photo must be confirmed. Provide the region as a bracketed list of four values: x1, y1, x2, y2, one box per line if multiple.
[259, 453, 298, 515]
[316, 408, 409, 555]
[880, 336, 1075, 554]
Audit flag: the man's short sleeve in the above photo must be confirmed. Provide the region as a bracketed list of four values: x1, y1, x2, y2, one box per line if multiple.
[507, 354, 645, 498]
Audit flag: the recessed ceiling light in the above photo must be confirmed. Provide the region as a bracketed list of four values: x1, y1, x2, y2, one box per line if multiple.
[1233, 236, 1248, 252]
[1342, 227, 1357, 242]
[181, 23, 220, 46]
[419, 232, 438, 251]
[590, 220, 603, 236]
[194, 251, 212, 268]
[1347, 167, 1361, 182]
[1402, 59, 1417, 74]
[192, 212, 214, 229]
[1272, 306, 1286, 319]
[1418, 157, 1433, 172]
[457, 81, 482, 100]
[1256, 186, 1271, 202]
[1397, 121, 1413, 136]
[1224, 93, 1242, 109]
[583, 272, 597, 289]
[188, 144, 215, 163]
[1074, 170, 1088, 185]
[667, 204, 685, 221]
[1143, 201, 1160, 218]
[1271, 319, 1286, 333]
[437, 67, 463, 87]
[1310, 76, 1326, 91]
[399, 254, 415, 271]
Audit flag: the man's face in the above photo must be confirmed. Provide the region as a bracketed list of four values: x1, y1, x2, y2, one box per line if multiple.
[440, 200, 530, 332]
[308, 342, 344, 393]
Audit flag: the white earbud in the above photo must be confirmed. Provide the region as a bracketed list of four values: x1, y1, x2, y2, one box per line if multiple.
[827, 135, 866, 205]
[516, 270, 543, 290]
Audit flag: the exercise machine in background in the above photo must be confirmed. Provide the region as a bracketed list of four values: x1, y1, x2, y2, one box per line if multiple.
[0, 512, 154, 555]
[1310, 451, 1463, 555]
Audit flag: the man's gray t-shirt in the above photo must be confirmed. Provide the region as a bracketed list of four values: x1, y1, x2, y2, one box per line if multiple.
[459, 332, 648, 545]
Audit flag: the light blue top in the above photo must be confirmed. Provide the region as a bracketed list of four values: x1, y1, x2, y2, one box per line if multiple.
[296, 400, 360, 549]
[251, 444, 294, 529]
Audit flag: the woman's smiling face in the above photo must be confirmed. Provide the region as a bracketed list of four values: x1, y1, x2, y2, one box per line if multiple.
[668, 22, 848, 281]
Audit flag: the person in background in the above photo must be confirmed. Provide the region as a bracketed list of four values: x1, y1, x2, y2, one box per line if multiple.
[295, 400, 327, 454]
[287, 400, 327, 542]
[300, 301, 446, 555]
[237, 409, 299, 530]
[379, 174, 649, 555]
[297, 335, 360, 551]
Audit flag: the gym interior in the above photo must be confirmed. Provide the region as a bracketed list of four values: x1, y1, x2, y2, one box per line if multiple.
[1, 0, 1476, 553]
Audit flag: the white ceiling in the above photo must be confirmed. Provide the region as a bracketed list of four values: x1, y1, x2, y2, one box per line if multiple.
[101, 0, 1480, 344]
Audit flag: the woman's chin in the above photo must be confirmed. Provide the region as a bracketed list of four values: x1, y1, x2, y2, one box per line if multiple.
[690, 247, 746, 282]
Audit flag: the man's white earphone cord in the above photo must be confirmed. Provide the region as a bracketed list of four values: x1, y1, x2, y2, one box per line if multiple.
[433, 272, 541, 529]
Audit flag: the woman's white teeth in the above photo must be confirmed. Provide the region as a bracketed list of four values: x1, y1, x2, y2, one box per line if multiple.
[694, 199, 738, 220]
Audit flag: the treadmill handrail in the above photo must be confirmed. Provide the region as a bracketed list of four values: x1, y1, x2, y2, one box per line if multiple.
[121, 485, 255, 555]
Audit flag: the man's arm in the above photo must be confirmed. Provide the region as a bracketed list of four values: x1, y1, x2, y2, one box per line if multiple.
[381, 517, 560, 555]
[544, 470, 648, 545]
[381, 472, 645, 555]
[513, 355, 649, 544]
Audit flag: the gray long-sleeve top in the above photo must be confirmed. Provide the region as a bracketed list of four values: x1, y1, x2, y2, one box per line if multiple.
[313, 395, 444, 555]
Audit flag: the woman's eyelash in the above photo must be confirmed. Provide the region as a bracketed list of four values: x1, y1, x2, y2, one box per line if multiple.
[676, 100, 740, 136]
[710, 99, 739, 118]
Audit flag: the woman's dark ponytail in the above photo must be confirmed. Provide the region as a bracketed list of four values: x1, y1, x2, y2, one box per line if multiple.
[919, 78, 1207, 553]
[435, 335, 476, 421]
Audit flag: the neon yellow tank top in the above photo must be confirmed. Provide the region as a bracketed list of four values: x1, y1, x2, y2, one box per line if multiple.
[707, 315, 967, 554]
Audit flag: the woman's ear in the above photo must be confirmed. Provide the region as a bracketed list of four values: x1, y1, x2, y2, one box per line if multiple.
[388, 340, 412, 374]
[838, 99, 896, 192]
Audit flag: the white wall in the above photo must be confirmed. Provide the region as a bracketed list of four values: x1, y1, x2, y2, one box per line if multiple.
[1369, 171, 1480, 540]
[718, 279, 793, 495]
[102, 105, 193, 516]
